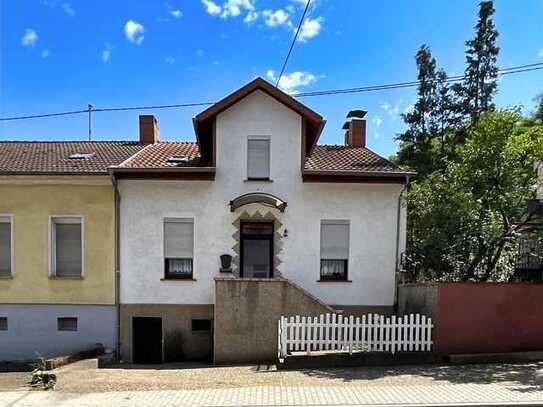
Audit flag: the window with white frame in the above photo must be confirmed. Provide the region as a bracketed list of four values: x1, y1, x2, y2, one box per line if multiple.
[0, 216, 13, 277]
[164, 218, 194, 279]
[320, 220, 350, 281]
[50, 216, 83, 278]
[247, 137, 270, 180]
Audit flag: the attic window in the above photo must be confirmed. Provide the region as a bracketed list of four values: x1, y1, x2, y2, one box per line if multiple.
[69, 152, 94, 160]
[167, 155, 189, 165]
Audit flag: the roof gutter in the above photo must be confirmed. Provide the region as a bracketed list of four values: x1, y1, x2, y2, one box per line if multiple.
[109, 167, 215, 174]
[302, 169, 417, 178]
[0, 171, 109, 176]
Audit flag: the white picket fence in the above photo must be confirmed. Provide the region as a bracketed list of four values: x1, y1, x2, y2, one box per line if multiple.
[278, 313, 433, 361]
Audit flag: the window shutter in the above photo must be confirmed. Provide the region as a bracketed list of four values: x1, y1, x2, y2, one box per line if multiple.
[0, 222, 11, 276]
[321, 221, 349, 260]
[164, 219, 193, 259]
[247, 139, 270, 179]
[55, 223, 82, 277]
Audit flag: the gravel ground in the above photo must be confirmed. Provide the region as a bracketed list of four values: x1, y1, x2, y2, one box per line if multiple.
[45, 360, 543, 393]
[0, 372, 30, 391]
[1, 359, 542, 394]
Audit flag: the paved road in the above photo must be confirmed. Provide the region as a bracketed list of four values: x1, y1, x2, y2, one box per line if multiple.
[1, 382, 543, 406]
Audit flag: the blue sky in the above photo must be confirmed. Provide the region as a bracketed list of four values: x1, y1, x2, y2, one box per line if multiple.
[1, 0, 542, 158]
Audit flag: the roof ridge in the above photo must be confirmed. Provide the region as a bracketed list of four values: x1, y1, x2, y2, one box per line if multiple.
[114, 142, 157, 168]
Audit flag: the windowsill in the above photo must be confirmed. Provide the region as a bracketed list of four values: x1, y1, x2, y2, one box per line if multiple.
[161, 278, 197, 281]
[317, 279, 352, 283]
[244, 178, 274, 183]
[0, 275, 14, 279]
[49, 275, 84, 280]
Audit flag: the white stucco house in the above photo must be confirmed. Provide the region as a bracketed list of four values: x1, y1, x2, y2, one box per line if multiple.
[110, 78, 415, 363]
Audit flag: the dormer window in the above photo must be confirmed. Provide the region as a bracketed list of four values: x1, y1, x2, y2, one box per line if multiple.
[167, 155, 189, 166]
[69, 152, 94, 160]
[247, 137, 270, 180]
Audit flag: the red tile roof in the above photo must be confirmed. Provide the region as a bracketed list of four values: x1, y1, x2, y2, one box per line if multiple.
[0, 141, 146, 175]
[115, 141, 412, 175]
[304, 145, 413, 174]
[116, 142, 202, 168]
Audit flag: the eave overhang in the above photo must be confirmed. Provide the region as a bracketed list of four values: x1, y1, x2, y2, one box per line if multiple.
[109, 167, 216, 180]
[302, 170, 416, 184]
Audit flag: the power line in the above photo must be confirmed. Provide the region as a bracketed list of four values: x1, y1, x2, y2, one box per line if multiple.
[296, 63, 543, 97]
[1, 62, 542, 122]
[275, 0, 311, 87]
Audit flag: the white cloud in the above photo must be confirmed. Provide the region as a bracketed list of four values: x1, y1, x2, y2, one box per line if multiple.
[61, 3, 74, 16]
[21, 29, 38, 47]
[372, 116, 382, 128]
[244, 10, 258, 23]
[197, 49, 204, 57]
[169, 9, 182, 18]
[296, 16, 322, 42]
[164, 57, 176, 64]
[539, 48, 543, 58]
[373, 131, 381, 140]
[124, 20, 145, 45]
[202, 0, 257, 21]
[262, 9, 290, 27]
[101, 43, 112, 63]
[381, 99, 403, 121]
[266, 70, 317, 93]
[201, 0, 222, 15]
[221, 0, 255, 18]
[41, 49, 50, 58]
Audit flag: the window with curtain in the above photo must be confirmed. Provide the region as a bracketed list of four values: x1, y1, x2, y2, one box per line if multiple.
[0, 217, 12, 277]
[247, 137, 270, 180]
[320, 220, 350, 281]
[51, 217, 83, 278]
[164, 218, 194, 279]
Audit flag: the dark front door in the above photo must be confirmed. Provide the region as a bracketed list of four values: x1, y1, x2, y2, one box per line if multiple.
[240, 221, 274, 278]
[133, 317, 162, 364]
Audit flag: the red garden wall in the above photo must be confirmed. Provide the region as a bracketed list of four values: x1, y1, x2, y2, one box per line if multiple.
[435, 283, 543, 354]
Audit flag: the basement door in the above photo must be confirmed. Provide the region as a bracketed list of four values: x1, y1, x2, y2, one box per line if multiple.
[133, 317, 163, 364]
[240, 221, 274, 278]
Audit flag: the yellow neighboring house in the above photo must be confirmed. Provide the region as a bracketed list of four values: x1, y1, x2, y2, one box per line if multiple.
[0, 141, 145, 361]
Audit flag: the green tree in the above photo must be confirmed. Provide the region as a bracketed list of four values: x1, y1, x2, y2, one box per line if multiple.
[453, 1, 500, 122]
[403, 110, 543, 282]
[396, 45, 439, 175]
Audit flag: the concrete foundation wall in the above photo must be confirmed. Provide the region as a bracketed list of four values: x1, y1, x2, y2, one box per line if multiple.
[0, 304, 116, 361]
[120, 304, 213, 363]
[214, 278, 333, 364]
[332, 305, 394, 317]
[397, 284, 438, 320]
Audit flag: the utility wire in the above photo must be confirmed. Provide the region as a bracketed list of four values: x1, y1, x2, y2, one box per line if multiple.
[296, 63, 543, 97]
[275, 0, 311, 87]
[1, 62, 542, 122]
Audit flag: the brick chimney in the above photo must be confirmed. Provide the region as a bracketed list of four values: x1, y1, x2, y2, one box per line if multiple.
[139, 115, 160, 144]
[343, 110, 367, 148]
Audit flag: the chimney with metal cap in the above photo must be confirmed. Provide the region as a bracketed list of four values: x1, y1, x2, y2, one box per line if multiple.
[139, 115, 160, 144]
[343, 110, 367, 148]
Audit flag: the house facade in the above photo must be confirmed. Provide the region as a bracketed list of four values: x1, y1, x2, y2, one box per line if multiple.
[112, 79, 414, 363]
[0, 142, 145, 361]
